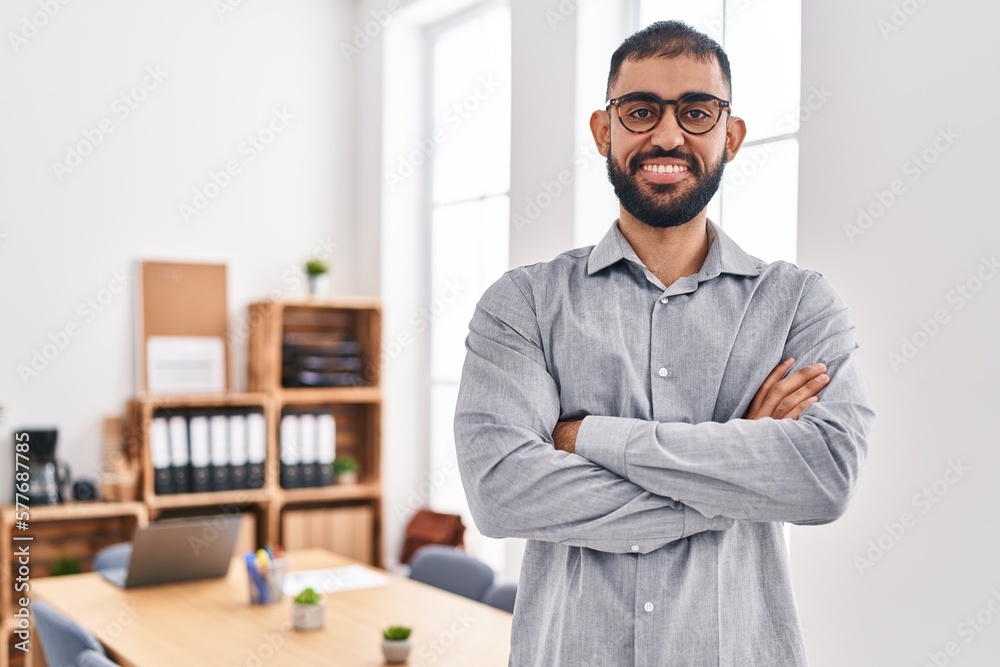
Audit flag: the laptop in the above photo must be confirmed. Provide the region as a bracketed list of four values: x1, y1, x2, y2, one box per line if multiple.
[100, 515, 241, 588]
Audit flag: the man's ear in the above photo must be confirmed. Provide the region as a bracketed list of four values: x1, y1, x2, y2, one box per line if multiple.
[590, 110, 611, 157]
[724, 115, 747, 163]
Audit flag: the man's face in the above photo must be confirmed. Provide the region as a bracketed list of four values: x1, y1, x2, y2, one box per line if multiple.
[592, 54, 744, 229]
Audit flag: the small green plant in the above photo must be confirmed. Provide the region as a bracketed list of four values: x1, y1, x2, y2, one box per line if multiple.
[304, 258, 329, 277]
[383, 625, 412, 641]
[294, 587, 322, 605]
[52, 557, 81, 576]
[333, 456, 360, 475]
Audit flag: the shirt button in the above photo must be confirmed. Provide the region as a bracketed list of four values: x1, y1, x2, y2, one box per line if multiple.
[630, 544, 640, 552]
[660, 297, 669, 304]
[644, 602, 655, 613]
[658, 368, 668, 377]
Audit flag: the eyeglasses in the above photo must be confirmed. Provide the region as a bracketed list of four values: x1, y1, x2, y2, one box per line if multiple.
[606, 92, 731, 135]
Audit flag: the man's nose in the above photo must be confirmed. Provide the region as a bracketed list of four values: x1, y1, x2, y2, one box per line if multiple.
[649, 109, 686, 152]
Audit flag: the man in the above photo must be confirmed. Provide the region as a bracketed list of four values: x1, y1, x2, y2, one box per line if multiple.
[454, 20, 874, 666]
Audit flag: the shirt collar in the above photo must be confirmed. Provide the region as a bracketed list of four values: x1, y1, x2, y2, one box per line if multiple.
[587, 219, 763, 280]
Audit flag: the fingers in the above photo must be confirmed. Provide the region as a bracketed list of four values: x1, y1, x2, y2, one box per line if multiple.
[760, 362, 826, 412]
[772, 373, 828, 417]
[781, 396, 819, 421]
[746, 358, 795, 416]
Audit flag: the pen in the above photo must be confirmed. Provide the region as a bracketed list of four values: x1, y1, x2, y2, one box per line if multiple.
[245, 552, 267, 602]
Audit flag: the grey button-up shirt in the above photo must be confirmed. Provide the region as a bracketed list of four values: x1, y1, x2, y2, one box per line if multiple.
[454, 220, 875, 666]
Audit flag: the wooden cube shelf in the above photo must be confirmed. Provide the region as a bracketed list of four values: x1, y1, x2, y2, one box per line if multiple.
[0, 298, 384, 662]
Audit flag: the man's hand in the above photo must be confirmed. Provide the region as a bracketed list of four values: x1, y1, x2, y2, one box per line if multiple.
[553, 420, 582, 454]
[745, 358, 829, 420]
[553, 360, 826, 452]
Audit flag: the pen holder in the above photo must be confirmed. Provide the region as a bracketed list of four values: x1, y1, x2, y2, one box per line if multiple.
[246, 555, 288, 605]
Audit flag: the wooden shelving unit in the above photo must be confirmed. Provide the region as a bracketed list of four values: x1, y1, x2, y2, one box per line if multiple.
[0, 298, 384, 664]
[248, 298, 383, 567]
[123, 298, 383, 566]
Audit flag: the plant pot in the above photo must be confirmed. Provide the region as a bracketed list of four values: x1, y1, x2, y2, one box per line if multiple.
[293, 601, 325, 631]
[381, 639, 412, 664]
[335, 471, 358, 485]
[308, 274, 330, 297]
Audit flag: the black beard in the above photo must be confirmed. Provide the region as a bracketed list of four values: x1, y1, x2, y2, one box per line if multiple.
[606, 144, 727, 229]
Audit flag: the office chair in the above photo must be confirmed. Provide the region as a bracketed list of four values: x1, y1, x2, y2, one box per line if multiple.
[32, 600, 107, 667]
[481, 582, 517, 613]
[409, 545, 494, 601]
[92, 543, 132, 572]
[77, 649, 119, 666]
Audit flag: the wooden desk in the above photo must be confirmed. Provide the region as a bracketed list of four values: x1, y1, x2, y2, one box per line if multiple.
[0, 501, 148, 667]
[31, 549, 511, 666]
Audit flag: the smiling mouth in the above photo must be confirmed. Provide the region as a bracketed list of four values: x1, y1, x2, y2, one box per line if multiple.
[640, 164, 689, 175]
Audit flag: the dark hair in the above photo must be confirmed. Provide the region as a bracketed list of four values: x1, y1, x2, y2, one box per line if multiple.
[606, 21, 732, 100]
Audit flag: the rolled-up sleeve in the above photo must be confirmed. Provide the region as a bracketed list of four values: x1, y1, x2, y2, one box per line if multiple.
[575, 273, 876, 525]
[454, 272, 733, 554]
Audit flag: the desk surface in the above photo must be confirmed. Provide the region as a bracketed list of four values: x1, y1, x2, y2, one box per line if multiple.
[31, 549, 511, 667]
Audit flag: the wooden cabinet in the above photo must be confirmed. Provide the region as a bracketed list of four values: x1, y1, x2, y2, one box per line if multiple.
[125, 299, 383, 565]
[248, 298, 383, 565]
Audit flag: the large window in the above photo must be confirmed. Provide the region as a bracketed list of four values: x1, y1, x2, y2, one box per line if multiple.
[425, 2, 511, 575]
[411, 0, 801, 578]
[637, 0, 802, 263]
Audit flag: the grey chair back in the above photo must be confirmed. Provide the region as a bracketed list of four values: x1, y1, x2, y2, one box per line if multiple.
[92, 543, 132, 572]
[481, 582, 517, 613]
[32, 600, 106, 667]
[77, 649, 119, 666]
[409, 545, 494, 601]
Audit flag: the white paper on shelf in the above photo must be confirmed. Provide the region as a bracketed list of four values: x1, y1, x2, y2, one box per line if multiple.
[247, 412, 266, 464]
[150, 417, 171, 469]
[299, 413, 317, 464]
[282, 565, 389, 597]
[210, 414, 229, 466]
[188, 416, 211, 467]
[146, 336, 225, 394]
[228, 413, 248, 466]
[167, 415, 190, 466]
[280, 414, 301, 464]
[317, 413, 336, 464]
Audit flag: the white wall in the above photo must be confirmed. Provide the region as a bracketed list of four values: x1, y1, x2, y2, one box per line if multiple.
[508, 0, 577, 266]
[375, 0, 581, 574]
[0, 0, 366, 493]
[793, 1, 1000, 664]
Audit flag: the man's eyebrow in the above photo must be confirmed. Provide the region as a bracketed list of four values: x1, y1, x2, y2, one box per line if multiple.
[614, 89, 723, 99]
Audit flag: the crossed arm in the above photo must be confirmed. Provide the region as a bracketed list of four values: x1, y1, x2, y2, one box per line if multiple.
[556, 278, 874, 525]
[553, 359, 830, 453]
[454, 273, 874, 553]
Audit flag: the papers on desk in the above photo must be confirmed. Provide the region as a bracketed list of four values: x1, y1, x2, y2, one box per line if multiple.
[282, 565, 389, 596]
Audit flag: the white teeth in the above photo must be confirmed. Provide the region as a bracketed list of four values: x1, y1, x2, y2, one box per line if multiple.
[642, 164, 689, 174]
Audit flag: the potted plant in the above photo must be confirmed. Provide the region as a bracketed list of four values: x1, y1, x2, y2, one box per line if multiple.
[381, 625, 412, 664]
[292, 587, 325, 631]
[51, 557, 81, 576]
[304, 258, 330, 297]
[333, 456, 360, 484]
